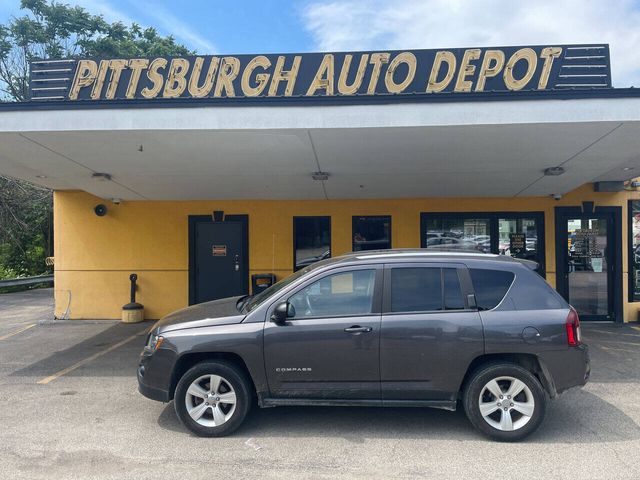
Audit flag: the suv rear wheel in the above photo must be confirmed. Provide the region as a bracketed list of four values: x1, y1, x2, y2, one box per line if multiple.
[463, 363, 547, 441]
[174, 361, 252, 437]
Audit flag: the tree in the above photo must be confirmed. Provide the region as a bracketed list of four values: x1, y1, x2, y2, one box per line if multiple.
[0, 0, 194, 101]
[0, 176, 52, 278]
[0, 1, 194, 278]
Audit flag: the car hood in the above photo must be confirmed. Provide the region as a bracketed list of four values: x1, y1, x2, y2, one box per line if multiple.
[153, 296, 246, 334]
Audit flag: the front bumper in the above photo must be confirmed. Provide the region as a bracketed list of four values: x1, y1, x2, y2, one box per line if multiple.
[138, 371, 170, 402]
[137, 348, 175, 403]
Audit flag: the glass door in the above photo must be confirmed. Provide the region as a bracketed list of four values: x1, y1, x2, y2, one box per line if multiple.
[564, 217, 613, 320]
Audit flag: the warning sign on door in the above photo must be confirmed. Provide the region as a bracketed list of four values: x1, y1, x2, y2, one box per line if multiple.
[212, 245, 227, 256]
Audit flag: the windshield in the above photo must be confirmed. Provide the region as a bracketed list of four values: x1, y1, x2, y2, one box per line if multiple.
[242, 265, 311, 313]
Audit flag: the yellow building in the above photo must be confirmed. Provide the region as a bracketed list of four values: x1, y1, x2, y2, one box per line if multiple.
[2, 43, 640, 323]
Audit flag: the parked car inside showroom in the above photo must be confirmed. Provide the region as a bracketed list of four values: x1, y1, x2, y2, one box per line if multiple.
[138, 249, 589, 441]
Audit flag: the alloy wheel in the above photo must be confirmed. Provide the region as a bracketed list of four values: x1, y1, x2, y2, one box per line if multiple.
[184, 374, 237, 427]
[478, 375, 535, 431]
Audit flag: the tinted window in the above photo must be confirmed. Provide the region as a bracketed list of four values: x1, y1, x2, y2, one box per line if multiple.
[470, 268, 515, 310]
[511, 278, 564, 310]
[294, 217, 331, 271]
[391, 268, 442, 312]
[443, 268, 465, 310]
[390, 267, 465, 313]
[353, 216, 391, 251]
[423, 217, 490, 253]
[631, 200, 640, 301]
[288, 269, 375, 318]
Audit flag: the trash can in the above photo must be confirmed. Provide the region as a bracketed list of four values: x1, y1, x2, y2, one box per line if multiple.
[122, 273, 144, 323]
[251, 273, 276, 294]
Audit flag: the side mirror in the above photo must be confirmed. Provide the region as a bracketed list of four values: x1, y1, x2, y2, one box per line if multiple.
[271, 302, 294, 324]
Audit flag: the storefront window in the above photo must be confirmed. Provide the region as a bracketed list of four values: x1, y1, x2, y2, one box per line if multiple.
[421, 213, 545, 274]
[293, 217, 331, 271]
[630, 201, 640, 301]
[422, 217, 491, 253]
[498, 217, 540, 262]
[352, 216, 391, 251]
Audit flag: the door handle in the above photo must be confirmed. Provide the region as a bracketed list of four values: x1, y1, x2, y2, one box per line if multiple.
[344, 325, 372, 333]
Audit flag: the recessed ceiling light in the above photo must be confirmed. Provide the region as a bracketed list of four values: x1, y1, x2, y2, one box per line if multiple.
[312, 171, 329, 181]
[35, 175, 47, 179]
[623, 167, 635, 171]
[544, 167, 565, 176]
[91, 172, 112, 181]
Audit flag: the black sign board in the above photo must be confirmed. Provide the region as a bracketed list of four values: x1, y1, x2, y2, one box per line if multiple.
[509, 233, 526, 255]
[572, 229, 599, 258]
[28, 44, 611, 102]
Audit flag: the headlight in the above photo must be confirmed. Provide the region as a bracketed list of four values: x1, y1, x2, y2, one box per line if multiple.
[144, 333, 164, 353]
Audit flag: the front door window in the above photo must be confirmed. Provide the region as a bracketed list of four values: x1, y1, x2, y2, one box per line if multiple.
[566, 218, 610, 317]
[288, 269, 376, 318]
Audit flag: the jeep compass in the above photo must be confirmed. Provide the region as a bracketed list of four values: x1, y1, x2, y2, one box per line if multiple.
[138, 250, 589, 441]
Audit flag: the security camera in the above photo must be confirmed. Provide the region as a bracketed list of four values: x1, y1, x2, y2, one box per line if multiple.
[94, 204, 108, 216]
[111, 198, 121, 205]
[551, 194, 562, 201]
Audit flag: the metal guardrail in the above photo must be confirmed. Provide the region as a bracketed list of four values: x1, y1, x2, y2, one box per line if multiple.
[0, 275, 54, 288]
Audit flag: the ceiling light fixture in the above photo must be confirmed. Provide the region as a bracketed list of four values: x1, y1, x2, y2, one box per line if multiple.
[544, 167, 565, 176]
[92, 172, 112, 181]
[312, 171, 329, 181]
[623, 167, 635, 171]
[35, 175, 47, 179]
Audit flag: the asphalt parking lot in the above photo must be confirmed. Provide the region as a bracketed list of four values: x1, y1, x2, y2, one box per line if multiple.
[2, 289, 640, 479]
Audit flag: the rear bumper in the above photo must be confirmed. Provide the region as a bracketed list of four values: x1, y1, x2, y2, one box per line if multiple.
[543, 344, 590, 395]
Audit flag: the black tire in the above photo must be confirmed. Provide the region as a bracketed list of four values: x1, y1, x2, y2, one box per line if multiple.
[174, 361, 252, 437]
[463, 362, 547, 442]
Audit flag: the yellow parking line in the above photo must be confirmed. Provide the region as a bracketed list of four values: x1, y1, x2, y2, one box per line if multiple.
[631, 326, 640, 333]
[37, 329, 146, 385]
[0, 323, 36, 341]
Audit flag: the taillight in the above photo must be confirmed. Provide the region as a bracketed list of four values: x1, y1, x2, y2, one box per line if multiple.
[566, 307, 581, 346]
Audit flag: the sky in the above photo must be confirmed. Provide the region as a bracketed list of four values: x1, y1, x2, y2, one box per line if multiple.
[1, 0, 639, 87]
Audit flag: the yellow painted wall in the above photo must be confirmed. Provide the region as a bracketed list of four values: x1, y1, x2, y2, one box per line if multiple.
[53, 186, 640, 320]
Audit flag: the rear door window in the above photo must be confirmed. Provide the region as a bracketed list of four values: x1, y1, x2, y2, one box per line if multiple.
[389, 267, 465, 313]
[469, 268, 515, 310]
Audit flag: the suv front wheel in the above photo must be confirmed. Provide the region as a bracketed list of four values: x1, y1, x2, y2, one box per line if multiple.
[463, 363, 547, 441]
[174, 361, 252, 437]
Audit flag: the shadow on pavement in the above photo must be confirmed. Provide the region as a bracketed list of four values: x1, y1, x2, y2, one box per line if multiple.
[9, 321, 152, 378]
[157, 387, 640, 444]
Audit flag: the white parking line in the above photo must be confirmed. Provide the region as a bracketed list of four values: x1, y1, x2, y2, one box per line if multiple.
[0, 323, 36, 341]
[37, 329, 147, 385]
[599, 345, 640, 354]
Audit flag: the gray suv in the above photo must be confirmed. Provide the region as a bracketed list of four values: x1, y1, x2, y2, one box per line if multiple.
[138, 250, 589, 441]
